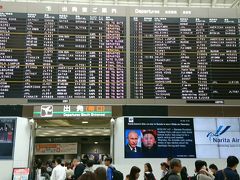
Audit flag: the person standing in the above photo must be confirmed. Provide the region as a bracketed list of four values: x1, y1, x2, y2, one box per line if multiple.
[104, 157, 113, 180]
[129, 166, 141, 180]
[167, 159, 182, 180]
[215, 156, 239, 180]
[95, 167, 107, 180]
[66, 162, 74, 180]
[0, 127, 3, 141]
[209, 164, 218, 177]
[50, 158, 66, 180]
[194, 160, 214, 180]
[144, 163, 155, 180]
[4, 126, 8, 141]
[73, 158, 87, 180]
[160, 162, 169, 178]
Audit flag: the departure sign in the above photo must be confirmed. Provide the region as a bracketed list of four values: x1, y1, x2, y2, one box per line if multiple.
[130, 17, 240, 99]
[0, 13, 126, 99]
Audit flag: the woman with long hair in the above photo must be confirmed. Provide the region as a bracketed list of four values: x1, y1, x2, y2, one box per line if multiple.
[129, 166, 141, 180]
[144, 163, 155, 180]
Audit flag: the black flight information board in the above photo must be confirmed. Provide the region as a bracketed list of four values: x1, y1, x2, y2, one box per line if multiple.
[130, 17, 240, 99]
[0, 12, 126, 99]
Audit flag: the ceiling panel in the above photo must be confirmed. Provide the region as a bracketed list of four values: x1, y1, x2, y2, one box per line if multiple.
[36, 128, 110, 137]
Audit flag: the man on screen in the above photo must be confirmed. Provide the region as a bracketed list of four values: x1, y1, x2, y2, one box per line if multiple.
[141, 130, 157, 153]
[125, 131, 141, 153]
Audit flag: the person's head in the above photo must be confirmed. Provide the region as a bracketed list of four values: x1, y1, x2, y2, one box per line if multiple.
[55, 157, 62, 165]
[83, 154, 89, 160]
[35, 158, 42, 169]
[181, 166, 187, 173]
[129, 166, 141, 180]
[82, 157, 88, 165]
[73, 159, 80, 166]
[167, 157, 173, 166]
[142, 131, 156, 149]
[144, 163, 153, 173]
[227, 156, 239, 170]
[170, 159, 182, 174]
[160, 162, 169, 171]
[195, 160, 207, 173]
[78, 172, 96, 180]
[41, 166, 47, 174]
[209, 164, 218, 174]
[128, 131, 139, 149]
[125, 175, 130, 180]
[87, 160, 94, 168]
[94, 167, 107, 180]
[104, 157, 112, 167]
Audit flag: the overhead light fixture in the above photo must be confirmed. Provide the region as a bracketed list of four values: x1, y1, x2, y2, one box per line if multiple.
[82, 121, 89, 124]
[94, 142, 98, 144]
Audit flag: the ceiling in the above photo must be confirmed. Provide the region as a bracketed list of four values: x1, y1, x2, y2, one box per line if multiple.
[36, 118, 111, 137]
[36, 128, 111, 137]
[0, 0, 239, 8]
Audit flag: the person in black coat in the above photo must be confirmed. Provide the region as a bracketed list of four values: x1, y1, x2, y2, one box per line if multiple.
[215, 156, 240, 180]
[73, 158, 88, 180]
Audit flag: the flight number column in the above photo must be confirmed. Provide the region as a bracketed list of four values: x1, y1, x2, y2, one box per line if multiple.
[74, 15, 88, 98]
[24, 13, 44, 98]
[130, 17, 144, 98]
[195, 18, 210, 99]
[41, 14, 58, 98]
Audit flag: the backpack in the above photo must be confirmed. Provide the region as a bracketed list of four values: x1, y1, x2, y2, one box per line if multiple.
[109, 166, 124, 180]
[222, 169, 228, 180]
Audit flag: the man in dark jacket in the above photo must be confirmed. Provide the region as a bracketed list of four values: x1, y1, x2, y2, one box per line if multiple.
[215, 156, 240, 180]
[72, 158, 87, 180]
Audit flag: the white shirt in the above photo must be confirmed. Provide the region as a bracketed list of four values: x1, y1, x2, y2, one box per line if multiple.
[50, 164, 66, 180]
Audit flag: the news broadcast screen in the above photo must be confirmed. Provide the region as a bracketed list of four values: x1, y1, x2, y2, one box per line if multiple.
[124, 117, 240, 158]
[0, 118, 16, 159]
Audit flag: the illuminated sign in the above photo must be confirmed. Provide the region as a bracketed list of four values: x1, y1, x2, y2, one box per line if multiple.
[33, 105, 112, 118]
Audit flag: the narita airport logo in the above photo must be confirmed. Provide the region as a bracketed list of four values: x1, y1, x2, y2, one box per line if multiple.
[207, 126, 240, 143]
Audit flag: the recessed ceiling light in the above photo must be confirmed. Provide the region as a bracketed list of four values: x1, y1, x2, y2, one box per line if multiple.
[82, 121, 88, 124]
[86, 130, 93, 133]
[47, 130, 56, 133]
[94, 142, 98, 144]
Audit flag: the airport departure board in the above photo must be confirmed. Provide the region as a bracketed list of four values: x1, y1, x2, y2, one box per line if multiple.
[130, 17, 240, 99]
[0, 12, 126, 99]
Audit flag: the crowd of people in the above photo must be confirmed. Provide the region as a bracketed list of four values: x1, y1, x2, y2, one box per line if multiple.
[35, 155, 240, 180]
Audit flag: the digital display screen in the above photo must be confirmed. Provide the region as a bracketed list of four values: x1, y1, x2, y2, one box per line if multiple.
[0, 118, 16, 159]
[124, 117, 240, 158]
[0, 12, 126, 99]
[130, 17, 240, 99]
[124, 117, 196, 158]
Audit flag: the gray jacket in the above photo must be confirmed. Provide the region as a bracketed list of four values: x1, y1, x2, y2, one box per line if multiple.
[168, 174, 181, 180]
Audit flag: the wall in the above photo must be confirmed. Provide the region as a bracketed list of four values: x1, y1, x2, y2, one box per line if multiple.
[81, 143, 110, 154]
[0, 117, 31, 180]
[114, 117, 240, 180]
